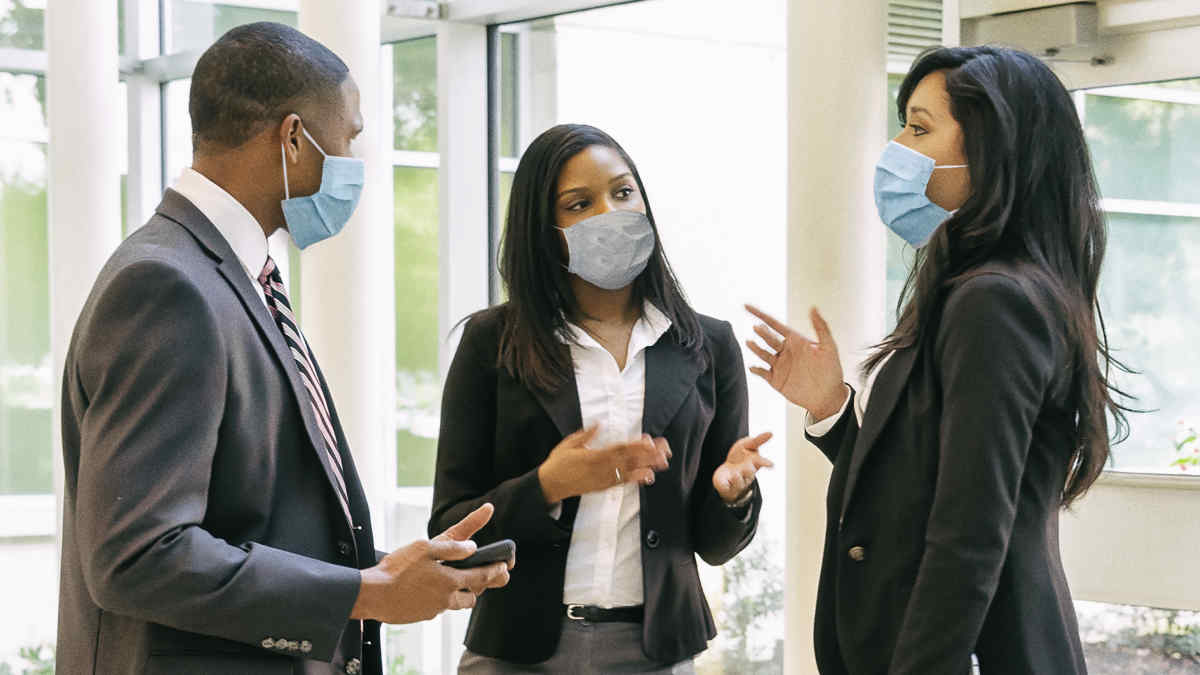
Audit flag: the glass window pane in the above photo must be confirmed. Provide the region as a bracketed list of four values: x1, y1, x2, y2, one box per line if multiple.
[167, 1, 298, 54]
[1100, 212, 1200, 474]
[393, 37, 437, 153]
[164, 78, 193, 187]
[1085, 81, 1200, 204]
[0, 71, 51, 496]
[0, 0, 44, 50]
[394, 166, 439, 487]
[499, 31, 518, 158]
[1076, 78, 1200, 474]
[497, 3, 787, 671]
[1078, 601, 1200, 673]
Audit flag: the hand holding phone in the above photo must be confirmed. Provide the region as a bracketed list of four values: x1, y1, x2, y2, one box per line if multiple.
[443, 539, 516, 570]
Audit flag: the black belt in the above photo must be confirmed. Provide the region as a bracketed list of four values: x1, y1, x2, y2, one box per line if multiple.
[565, 604, 644, 623]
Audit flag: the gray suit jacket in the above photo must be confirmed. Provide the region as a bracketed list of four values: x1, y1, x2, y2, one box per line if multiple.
[57, 189, 383, 675]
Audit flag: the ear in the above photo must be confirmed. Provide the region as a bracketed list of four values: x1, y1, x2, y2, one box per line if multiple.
[279, 113, 303, 164]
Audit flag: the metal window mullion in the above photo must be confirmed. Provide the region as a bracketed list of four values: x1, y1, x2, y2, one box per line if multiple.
[487, 24, 501, 305]
[125, 0, 163, 233]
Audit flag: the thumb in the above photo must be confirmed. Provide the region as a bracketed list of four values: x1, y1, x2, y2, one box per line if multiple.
[810, 307, 834, 345]
[435, 503, 494, 542]
[743, 431, 774, 451]
[428, 538, 477, 562]
[566, 425, 600, 448]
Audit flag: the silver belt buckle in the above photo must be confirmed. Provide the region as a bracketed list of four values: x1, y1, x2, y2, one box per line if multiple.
[566, 604, 586, 621]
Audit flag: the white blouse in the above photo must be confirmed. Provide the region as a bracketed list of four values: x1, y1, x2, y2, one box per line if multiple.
[556, 301, 672, 608]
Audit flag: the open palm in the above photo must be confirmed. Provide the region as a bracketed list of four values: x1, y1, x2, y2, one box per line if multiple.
[744, 304, 847, 417]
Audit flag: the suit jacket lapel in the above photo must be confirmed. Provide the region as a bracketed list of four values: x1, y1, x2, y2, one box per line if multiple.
[643, 338, 705, 438]
[157, 190, 352, 521]
[839, 345, 918, 522]
[530, 365, 583, 439]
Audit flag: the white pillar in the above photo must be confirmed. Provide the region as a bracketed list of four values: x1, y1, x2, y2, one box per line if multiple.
[298, 3, 395, 531]
[785, 1, 888, 673]
[436, 22, 490, 375]
[46, 0, 123, 549]
[943, 0, 962, 47]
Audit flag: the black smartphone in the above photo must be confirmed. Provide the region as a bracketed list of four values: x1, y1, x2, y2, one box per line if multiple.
[443, 539, 516, 570]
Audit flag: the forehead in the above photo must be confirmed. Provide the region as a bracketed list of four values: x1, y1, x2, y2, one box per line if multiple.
[908, 69, 952, 116]
[558, 145, 632, 186]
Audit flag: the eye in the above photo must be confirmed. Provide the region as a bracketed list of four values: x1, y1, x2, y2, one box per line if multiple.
[614, 186, 635, 200]
[565, 199, 590, 212]
[908, 124, 928, 137]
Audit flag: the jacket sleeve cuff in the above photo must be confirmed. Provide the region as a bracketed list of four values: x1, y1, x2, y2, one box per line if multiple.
[805, 387, 853, 437]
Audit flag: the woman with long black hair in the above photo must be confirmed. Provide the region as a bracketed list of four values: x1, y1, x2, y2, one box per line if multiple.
[430, 123, 773, 673]
[747, 46, 1130, 674]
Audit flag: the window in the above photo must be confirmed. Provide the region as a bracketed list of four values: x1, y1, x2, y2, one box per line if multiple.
[1079, 79, 1200, 475]
[0, 1, 43, 50]
[391, 37, 440, 489]
[496, 3, 788, 671]
[165, 0, 297, 53]
[0, 71, 50, 497]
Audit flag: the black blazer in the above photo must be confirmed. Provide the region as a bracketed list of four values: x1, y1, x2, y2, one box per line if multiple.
[428, 306, 762, 665]
[57, 190, 383, 675]
[807, 266, 1087, 675]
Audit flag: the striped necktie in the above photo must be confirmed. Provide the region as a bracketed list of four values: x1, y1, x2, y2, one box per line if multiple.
[258, 257, 353, 525]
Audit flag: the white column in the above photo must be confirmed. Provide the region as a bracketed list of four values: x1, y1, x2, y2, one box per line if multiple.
[943, 0, 962, 47]
[298, 3, 395, 529]
[785, 1, 888, 673]
[436, 22, 490, 375]
[46, 0, 123, 546]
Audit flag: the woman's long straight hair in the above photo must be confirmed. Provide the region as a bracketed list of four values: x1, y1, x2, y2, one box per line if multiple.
[492, 123, 703, 393]
[867, 46, 1133, 506]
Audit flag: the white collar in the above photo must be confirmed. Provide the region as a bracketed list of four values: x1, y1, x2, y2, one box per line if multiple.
[172, 168, 270, 279]
[564, 300, 673, 353]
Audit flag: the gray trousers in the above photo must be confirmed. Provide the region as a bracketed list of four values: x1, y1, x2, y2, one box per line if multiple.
[458, 619, 695, 674]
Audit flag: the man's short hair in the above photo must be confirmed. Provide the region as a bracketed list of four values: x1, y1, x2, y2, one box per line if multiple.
[189, 22, 349, 152]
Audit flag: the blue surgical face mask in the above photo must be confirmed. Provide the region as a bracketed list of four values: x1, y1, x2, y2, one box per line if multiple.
[280, 125, 365, 250]
[873, 141, 966, 247]
[558, 210, 656, 291]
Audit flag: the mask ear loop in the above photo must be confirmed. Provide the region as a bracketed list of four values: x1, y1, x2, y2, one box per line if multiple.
[280, 142, 290, 200]
[933, 164, 968, 169]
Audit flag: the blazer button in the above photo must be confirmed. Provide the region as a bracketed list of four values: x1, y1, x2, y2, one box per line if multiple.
[646, 530, 661, 549]
[848, 546, 866, 562]
[337, 541, 352, 557]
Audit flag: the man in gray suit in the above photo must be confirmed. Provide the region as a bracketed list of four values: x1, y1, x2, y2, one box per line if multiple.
[56, 22, 510, 675]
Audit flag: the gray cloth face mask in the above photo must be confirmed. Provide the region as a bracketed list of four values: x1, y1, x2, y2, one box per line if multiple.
[558, 210, 656, 290]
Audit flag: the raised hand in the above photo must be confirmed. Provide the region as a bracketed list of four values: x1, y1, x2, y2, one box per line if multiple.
[713, 432, 774, 503]
[537, 427, 672, 505]
[745, 304, 849, 420]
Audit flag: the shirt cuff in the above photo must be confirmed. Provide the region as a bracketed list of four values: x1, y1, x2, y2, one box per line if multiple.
[805, 387, 853, 437]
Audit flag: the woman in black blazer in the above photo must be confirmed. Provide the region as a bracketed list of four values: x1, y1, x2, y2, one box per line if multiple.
[430, 124, 773, 673]
[747, 47, 1130, 674]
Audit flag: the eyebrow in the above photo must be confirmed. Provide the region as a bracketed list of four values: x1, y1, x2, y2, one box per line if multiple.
[557, 173, 635, 199]
[907, 106, 934, 120]
[557, 186, 590, 200]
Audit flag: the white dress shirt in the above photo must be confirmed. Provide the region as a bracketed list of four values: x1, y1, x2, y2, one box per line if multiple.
[807, 351, 895, 436]
[558, 301, 672, 608]
[171, 168, 270, 309]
